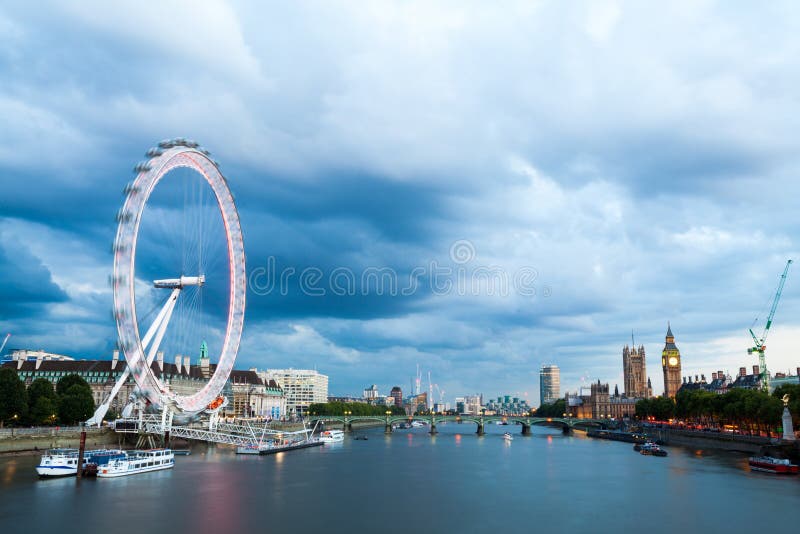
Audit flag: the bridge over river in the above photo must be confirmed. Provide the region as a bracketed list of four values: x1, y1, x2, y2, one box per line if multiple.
[309, 414, 608, 435]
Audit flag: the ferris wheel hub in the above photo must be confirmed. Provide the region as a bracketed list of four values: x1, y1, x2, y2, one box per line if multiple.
[153, 275, 206, 289]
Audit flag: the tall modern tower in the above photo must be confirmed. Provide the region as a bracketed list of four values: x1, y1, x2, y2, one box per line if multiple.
[661, 324, 682, 398]
[390, 386, 403, 408]
[539, 364, 560, 406]
[622, 343, 648, 398]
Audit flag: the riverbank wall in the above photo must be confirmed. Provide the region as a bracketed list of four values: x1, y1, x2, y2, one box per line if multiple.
[647, 427, 800, 459]
[0, 427, 119, 454]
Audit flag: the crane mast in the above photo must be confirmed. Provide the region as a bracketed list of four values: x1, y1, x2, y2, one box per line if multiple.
[748, 259, 792, 393]
[0, 333, 10, 355]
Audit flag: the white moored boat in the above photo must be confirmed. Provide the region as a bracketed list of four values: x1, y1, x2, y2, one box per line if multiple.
[319, 430, 345, 443]
[36, 448, 125, 478]
[503, 432, 513, 442]
[97, 449, 174, 478]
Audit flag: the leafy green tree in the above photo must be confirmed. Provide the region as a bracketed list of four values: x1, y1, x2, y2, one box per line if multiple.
[534, 399, 566, 418]
[26, 378, 57, 424]
[0, 367, 28, 427]
[58, 384, 94, 424]
[30, 396, 58, 425]
[635, 398, 652, 419]
[56, 374, 91, 397]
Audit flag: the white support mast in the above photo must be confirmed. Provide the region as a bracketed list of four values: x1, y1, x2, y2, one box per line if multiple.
[86, 276, 203, 426]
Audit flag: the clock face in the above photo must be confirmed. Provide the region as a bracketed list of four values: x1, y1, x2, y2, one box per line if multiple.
[668, 356, 678, 366]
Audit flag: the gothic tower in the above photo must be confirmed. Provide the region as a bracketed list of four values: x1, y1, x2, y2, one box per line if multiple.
[623, 343, 648, 398]
[661, 323, 682, 398]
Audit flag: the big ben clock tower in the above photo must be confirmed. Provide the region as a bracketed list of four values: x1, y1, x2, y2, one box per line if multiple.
[661, 323, 682, 398]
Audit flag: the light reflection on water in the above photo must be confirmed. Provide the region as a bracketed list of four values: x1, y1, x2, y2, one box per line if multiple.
[1, 425, 798, 534]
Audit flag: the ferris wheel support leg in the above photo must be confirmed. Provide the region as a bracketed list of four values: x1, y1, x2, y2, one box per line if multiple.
[145, 288, 181, 366]
[85, 289, 181, 427]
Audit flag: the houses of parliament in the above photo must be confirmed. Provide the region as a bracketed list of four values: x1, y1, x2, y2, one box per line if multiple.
[622, 325, 683, 399]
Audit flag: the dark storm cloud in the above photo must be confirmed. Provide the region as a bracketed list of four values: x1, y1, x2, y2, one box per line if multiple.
[0, 232, 67, 316]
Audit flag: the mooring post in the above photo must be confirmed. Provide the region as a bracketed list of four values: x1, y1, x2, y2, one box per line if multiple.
[521, 423, 531, 436]
[76, 428, 87, 478]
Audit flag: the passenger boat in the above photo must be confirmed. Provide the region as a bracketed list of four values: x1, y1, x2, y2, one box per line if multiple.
[97, 449, 174, 478]
[503, 432, 513, 441]
[319, 430, 345, 443]
[639, 443, 668, 457]
[748, 456, 799, 474]
[36, 448, 124, 478]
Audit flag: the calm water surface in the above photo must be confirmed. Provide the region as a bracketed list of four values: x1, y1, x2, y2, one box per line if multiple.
[1, 424, 797, 533]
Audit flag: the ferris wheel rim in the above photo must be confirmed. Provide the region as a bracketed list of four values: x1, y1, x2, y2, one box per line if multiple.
[112, 143, 246, 414]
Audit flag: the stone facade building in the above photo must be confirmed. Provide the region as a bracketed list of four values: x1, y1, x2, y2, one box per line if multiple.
[3, 349, 285, 420]
[565, 381, 638, 419]
[623, 344, 650, 398]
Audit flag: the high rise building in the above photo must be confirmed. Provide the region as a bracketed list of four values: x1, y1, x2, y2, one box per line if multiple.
[259, 369, 328, 416]
[661, 324, 682, 398]
[622, 343, 648, 398]
[539, 364, 560, 406]
[390, 386, 403, 407]
[363, 384, 379, 401]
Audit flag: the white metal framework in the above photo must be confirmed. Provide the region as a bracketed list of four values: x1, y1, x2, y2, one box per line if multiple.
[113, 415, 313, 448]
[110, 139, 246, 415]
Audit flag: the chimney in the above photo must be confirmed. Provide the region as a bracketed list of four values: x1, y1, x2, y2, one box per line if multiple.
[35, 354, 43, 370]
[796, 366, 800, 377]
[712, 372, 718, 381]
[112, 350, 119, 370]
[753, 365, 760, 376]
[718, 371, 724, 381]
[175, 355, 182, 374]
[683, 376, 686, 384]
[694, 374, 698, 383]
[701, 374, 705, 382]
[183, 355, 191, 374]
[739, 367, 746, 378]
[16, 358, 23, 370]
[157, 351, 164, 372]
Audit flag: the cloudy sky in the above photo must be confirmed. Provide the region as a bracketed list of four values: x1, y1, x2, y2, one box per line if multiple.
[2, 1, 800, 403]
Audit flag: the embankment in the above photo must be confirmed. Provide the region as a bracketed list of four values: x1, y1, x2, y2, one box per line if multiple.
[646, 427, 800, 460]
[0, 427, 120, 454]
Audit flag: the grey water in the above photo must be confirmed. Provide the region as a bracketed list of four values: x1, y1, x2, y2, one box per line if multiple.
[1, 424, 797, 534]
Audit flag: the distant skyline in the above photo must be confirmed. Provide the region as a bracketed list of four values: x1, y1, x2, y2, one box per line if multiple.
[2, 2, 800, 403]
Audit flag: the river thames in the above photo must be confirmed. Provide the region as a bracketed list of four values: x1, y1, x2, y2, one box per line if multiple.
[1, 424, 797, 533]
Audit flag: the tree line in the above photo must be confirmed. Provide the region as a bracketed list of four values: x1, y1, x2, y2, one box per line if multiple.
[0, 368, 95, 427]
[533, 399, 566, 418]
[308, 401, 406, 416]
[636, 385, 800, 436]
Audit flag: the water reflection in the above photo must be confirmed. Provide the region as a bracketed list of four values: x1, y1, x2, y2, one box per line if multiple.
[1, 426, 799, 534]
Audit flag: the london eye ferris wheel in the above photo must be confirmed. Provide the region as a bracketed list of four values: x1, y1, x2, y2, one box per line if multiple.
[110, 138, 246, 416]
